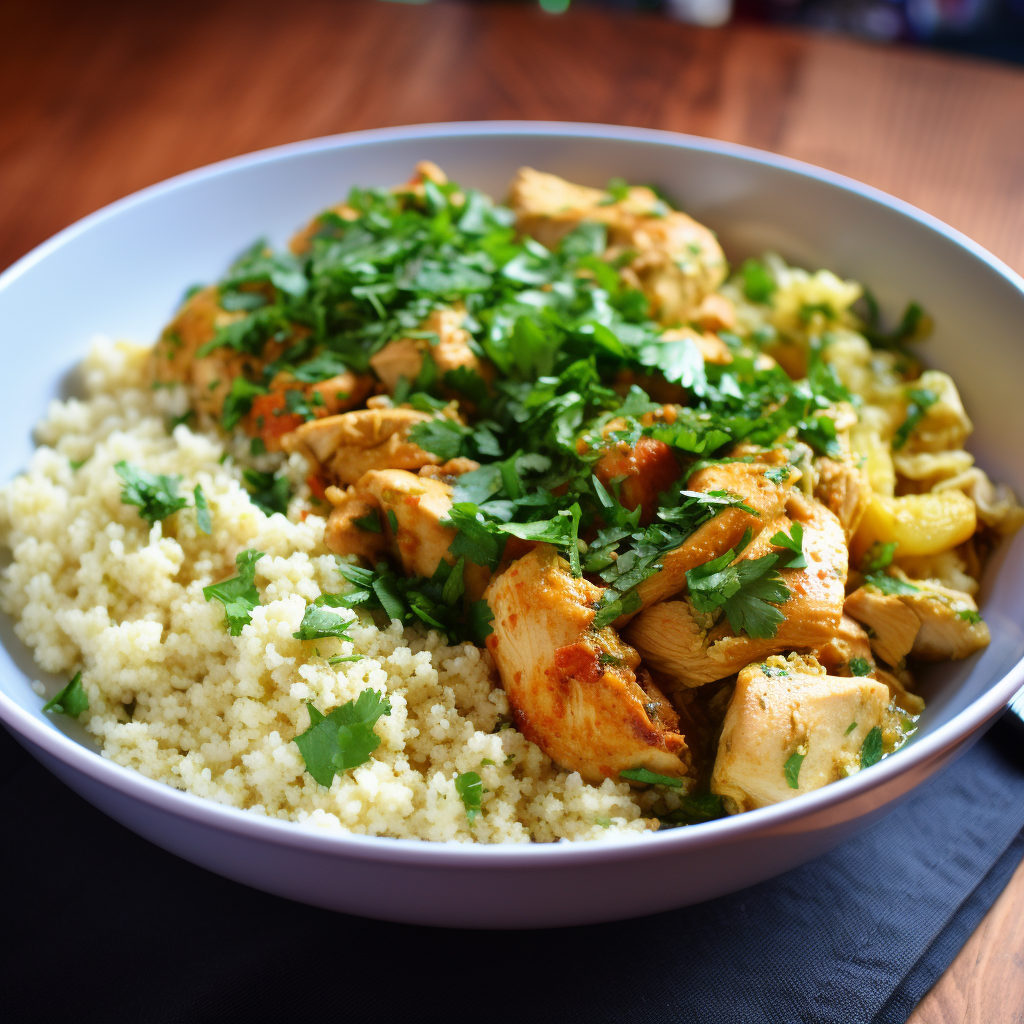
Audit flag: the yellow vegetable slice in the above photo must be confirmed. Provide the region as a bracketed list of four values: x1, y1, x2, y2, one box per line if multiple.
[851, 491, 976, 562]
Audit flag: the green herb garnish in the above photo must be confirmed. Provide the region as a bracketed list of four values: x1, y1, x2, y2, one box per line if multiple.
[294, 689, 392, 787]
[293, 605, 354, 641]
[620, 767, 685, 788]
[203, 549, 264, 635]
[42, 672, 89, 718]
[455, 771, 483, 823]
[783, 749, 806, 789]
[114, 461, 188, 524]
[849, 657, 872, 677]
[859, 726, 884, 770]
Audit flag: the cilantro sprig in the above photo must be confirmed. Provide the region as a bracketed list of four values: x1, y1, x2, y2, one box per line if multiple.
[42, 672, 89, 718]
[203, 549, 264, 635]
[294, 689, 392, 787]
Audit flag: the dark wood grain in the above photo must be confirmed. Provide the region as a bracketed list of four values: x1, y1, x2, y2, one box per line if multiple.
[1, 2, 1022, 1017]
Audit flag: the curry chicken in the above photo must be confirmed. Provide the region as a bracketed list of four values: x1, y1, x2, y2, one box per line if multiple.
[147, 162, 1021, 822]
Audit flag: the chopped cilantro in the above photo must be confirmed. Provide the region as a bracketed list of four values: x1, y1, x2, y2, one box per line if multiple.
[860, 726, 884, 769]
[202, 549, 264, 635]
[620, 767, 685, 787]
[293, 605, 354, 641]
[687, 547, 791, 639]
[658, 792, 725, 827]
[221, 376, 268, 431]
[740, 258, 776, 303]
[957, 609, 982, 624]
[893, 388, 938, 450]
[861, 541, 897, 573]
[193, 484, 212, 534]
[783, 749, 806, 789]
[844, 721, 858, 736]
[114, 461, 188, 525]
[864, 572, 920, 596]
[242, 469, 291, 516]
[770, 522, 807, 569]
[42, 672, 89, 718]
[455, 771, 483, 823]
[598, 652, 623, 666]
[69, 457, 88, 471]
[353, 510, 382, 532]
[294, 689, 392, 787]
[849, 657, 872, 677]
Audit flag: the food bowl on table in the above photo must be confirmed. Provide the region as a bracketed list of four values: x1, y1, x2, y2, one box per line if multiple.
[1, 122, 1022, 929]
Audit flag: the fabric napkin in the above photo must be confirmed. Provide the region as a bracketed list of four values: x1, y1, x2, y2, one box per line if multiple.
[2, 715, 1022, 1024]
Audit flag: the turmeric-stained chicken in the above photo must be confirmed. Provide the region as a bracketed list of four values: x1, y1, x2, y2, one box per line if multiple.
[146, 160, 1018, 829]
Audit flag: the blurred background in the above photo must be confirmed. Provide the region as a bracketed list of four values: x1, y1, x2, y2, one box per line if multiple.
[406, 0, 1024, 61]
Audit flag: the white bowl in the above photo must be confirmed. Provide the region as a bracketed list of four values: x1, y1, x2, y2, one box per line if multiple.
[2, 122, 1023, 929]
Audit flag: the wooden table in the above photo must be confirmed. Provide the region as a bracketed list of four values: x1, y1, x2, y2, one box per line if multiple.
[1, 0, 1022, 1017]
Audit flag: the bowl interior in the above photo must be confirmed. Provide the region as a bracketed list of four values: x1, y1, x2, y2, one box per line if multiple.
[2, 124, 1023, 776]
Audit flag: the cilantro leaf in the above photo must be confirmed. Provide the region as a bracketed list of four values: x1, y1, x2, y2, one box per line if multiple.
[620, 767, 686, 788]
[408, 417, 471, 461]
[861, 541, 897, 573]
[783, 749, 805, 789]
[844, 721, 858, 736]
[242, 469, 291, 517]
[741, 258, 776, 303]
[686, 548, 791, 639]
[353, 510, 382, 532]
[293, 605, 354, 641]
[864, 572, 920, 596]
[893, 388, 938, 450]
[859, 726, 884, 770]
[193, 484, 212, 534]
[114, 461, 188, 524]
[442, 503, 505, 570]
[957, 609, 982, 624]
[770, 521, 807, 569]
[592, 589, 642, 630]
[221, 376, 268, 431]
[42, 672, 89, 718]
[849, 657, 872, 677]
[468, 599, 494, 644]
[455, 770, 483, 823]
[203, 549, 264, 635]
[294, 689, 392, 787]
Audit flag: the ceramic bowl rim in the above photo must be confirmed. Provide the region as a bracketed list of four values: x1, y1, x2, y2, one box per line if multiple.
[1, 119, 1022, 867]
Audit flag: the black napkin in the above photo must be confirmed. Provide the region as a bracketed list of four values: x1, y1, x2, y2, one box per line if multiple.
[2, 715, 1021, 1024]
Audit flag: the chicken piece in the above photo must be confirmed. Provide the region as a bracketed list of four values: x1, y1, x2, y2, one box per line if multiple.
[843, 585, 921, 667]
[149, 285, 222, 387]
[811, 616, 925, 714]
[844, 570, 989, 664]
[508, 167, 727, 325]
[812, 614, 875, 676]
[711, 659, 892, 813]
[323, 488, 392, 564]
[813, 454, 871, 541]
[484, 545, 688, 784]
[691, 293, 737, 334]
[901, 577, 990, 661]
[620, 452, 795, 621]
[625, 494, 847, 685]
[283, 407, 441, 487]
[417, 457, 481, 482]
[369, 306, 488, 397]
[353, 469, 491, 600]
[659, 327, 733, 366]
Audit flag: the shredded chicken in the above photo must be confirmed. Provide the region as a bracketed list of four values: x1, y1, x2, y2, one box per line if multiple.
[484, 545, 689, 784]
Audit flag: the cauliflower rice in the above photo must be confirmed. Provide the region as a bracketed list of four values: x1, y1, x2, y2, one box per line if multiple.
[0, 339, 658, 842]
